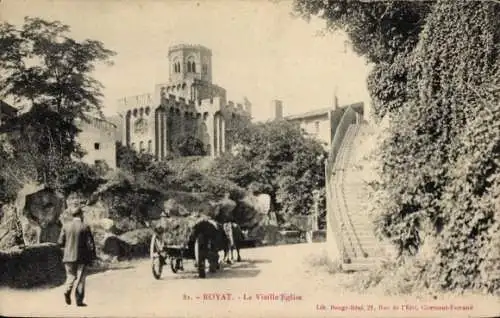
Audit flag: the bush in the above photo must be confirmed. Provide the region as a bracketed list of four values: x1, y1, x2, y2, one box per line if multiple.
[176, 136, 207, 156]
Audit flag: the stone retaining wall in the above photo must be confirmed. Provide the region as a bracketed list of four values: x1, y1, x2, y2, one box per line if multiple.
[0, 243, 65, 289]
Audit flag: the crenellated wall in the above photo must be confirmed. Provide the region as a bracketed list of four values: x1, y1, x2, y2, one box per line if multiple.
[117, 92, 250, 159]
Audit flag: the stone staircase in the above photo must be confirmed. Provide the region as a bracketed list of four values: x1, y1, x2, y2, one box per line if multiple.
[328, 122, 384, 271]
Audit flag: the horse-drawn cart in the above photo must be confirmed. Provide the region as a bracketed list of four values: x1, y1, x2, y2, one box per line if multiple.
[149, 218, 228, 279]
[149, 232, 194, 279]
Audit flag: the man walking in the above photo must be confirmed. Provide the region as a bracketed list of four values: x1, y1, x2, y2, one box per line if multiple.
[58, 207, 97, 307]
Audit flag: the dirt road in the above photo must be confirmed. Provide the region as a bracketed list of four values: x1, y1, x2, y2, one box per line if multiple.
[0, 243, 497, 317]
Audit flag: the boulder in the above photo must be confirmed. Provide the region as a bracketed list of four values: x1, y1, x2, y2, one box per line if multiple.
[16, 183, 66, 245]
[101, 229, 154, 260]
[163, 199, 190, 217]
[231, 193, 272, 230]
[248, 224, 279, 245]
[111, 217, 141, 235]
[96, 218, 114, 231]
[89, 224, 110, 258]
[119, 229, 154, 258]
[0, 204, 23, 250]
[102, 235, 133, 260]
[83, 200, 109, 221]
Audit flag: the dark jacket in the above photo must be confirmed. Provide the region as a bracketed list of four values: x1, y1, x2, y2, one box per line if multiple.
[58, 218, 97, 265]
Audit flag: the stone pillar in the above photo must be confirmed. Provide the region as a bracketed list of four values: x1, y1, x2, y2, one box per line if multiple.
[122, 114, 128, 146]
[209, 115, 215, 158]
[220, 116, 225, 155]
[213, 115, 219, 157]
[155, 110, 160, 160]
[159, 110, 165, 159]
[125, 113, 131, 146]
[163, 111, 169, 157]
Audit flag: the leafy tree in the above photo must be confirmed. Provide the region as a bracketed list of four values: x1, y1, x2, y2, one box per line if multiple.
[0, 17, 115, 118]
[0, 16, 115, 198]
[0, 105, 82, 188]
[211, 120, 327, 224]
[292, 0, 434, 118]
[176, 136, 206, 156]
[116, 142, 154, 174]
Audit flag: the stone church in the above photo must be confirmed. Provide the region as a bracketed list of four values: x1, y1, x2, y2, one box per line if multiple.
[115, 44, 252, 159]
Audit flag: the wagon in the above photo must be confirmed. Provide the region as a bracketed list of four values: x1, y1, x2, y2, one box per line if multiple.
[149, 232, 196, 279]
[149, 221, 224, 279]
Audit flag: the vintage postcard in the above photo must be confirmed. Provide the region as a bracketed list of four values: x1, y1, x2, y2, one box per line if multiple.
[0, 0, 499, 317]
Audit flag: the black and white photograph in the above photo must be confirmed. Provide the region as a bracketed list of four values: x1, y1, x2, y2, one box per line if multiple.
[0, 0, 499, 317]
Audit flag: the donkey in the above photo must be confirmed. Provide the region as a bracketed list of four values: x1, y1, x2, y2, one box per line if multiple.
[222, 222, 245, 264]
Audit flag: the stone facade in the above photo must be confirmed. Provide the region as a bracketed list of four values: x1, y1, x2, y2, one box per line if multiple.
[75, 116, 118, 169]
[117, 44, 252, 159]
[274, 99, 364, 149]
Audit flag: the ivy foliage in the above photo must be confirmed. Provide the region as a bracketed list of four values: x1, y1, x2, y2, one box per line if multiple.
[293, 0, 500, 293]
[376, 0, 500, 292]
[292, 0, 434, 118]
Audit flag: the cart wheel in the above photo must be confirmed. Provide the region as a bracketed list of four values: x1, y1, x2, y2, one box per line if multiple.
[150, 233, 164, 279]
[195, 237, 206, 278]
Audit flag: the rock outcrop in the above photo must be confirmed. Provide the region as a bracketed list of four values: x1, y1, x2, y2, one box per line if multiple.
[15, 183, 66, 246]
[0, 204, 23, 250]
[101, 229, 154, 260]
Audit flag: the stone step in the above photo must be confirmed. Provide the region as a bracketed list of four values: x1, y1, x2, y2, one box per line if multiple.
[346, 248, 380, 259]
[345, 221, 375, 229]
[342, 261, 377, 272]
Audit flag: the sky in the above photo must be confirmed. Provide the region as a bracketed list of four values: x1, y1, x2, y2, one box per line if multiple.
[1, 0, 373, 121]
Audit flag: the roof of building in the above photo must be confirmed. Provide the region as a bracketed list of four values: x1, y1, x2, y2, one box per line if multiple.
[284, 102, 364, 121]
[75, 114, 117, 129]
[168, 44, 212, 55]
[284, 106, 332, 121]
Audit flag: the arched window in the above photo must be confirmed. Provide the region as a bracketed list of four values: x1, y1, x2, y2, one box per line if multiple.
[139, 141, 144, 153]
[186, 56, 196, 73]
[202, 64, 208, 74]
[148, 140, 152, 153]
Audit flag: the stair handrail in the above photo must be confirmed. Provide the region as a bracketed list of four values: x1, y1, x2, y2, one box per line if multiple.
[326, 106, 361, 262]
[332, 126, 359, 260]
[326, 139, 352, 263]
[328, 107, 360, 170]
[325, 163, 348, 262]
[339, 123, 369, 258]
